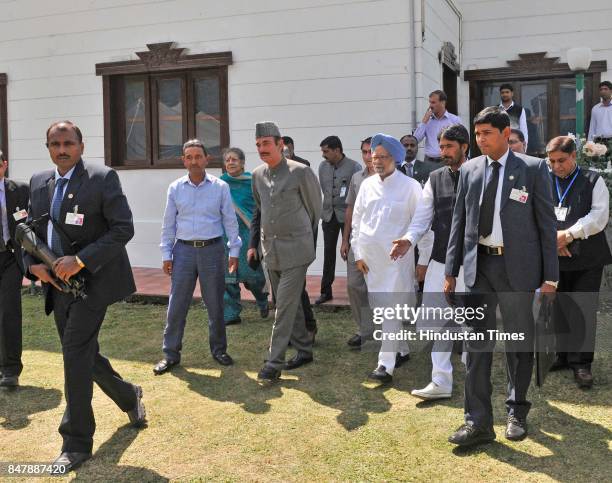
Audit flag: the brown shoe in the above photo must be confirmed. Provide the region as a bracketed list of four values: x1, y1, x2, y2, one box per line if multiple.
[574, 368, 593, 389]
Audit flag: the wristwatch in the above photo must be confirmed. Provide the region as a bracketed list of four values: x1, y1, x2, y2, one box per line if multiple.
[544, 280, 558, 288]
[75, 256, 85, 268]
[565, 231, 574, 243]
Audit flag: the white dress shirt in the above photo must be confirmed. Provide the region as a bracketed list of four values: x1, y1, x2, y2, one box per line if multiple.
[479, 150, 509, 247]
[588, 101, 612, 140]
[566, 175, 610, 239]
[500, 101, 528, 148]
[0, 180, 10, 244]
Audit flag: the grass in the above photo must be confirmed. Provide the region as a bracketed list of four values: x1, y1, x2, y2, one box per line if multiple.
[0, 294, 611, 482]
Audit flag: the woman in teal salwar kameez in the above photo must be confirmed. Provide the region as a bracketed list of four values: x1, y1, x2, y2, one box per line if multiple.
[221, 148, 269, 325]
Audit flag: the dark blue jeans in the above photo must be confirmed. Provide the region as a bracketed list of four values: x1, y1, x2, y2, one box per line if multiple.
[162, 240, 227, 360]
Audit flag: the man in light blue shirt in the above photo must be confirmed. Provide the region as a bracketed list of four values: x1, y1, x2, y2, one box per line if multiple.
[155, 139, 241, 374]
[413, 90, 463, 163]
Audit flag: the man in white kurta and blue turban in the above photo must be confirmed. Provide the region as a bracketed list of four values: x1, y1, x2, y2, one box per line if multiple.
[351, 134, 432, 384]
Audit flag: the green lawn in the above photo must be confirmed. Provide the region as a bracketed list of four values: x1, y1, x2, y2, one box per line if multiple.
[1, 294, 611, 482]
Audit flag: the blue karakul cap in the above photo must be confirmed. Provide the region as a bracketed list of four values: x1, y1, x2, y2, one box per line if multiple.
[370, 133, 405, 165]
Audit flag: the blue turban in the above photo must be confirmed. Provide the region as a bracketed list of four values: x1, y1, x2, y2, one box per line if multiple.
[370, 133, 406, 165]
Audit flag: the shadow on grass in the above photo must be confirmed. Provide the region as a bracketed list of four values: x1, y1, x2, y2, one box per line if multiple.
[74, 424, 168, 482]
[171, 364, 394, 431]
[20, 295, 612, 478]
[450, 399, 612, 482]
[171, 366, 283, 414]
[0, 385, 62, 430]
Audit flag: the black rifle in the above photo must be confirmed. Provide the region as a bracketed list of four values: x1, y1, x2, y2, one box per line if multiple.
[15, 216, 87, 299]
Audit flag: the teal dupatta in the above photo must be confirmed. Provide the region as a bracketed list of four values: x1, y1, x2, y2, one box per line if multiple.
[221, 172, 265, 284]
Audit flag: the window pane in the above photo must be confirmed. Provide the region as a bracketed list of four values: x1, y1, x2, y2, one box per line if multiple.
[521, 83, 548, 155]
[559, 80, 577, 137]
[158, 78, 183, 159]
[482, 83, 503, 108]
[124, 79, 146, 160]
[194, 77, 221, 158]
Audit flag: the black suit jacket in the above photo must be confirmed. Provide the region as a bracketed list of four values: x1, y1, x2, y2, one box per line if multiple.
[445, 151, 558, 291]
[399, 159, 437, 185]
[249, 207, 261, 250]
[25, 160, 136, 313]
[3, 178, 30, 275]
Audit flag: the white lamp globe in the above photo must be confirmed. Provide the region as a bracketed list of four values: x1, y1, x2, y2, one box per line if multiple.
[567, 47, 592, 72]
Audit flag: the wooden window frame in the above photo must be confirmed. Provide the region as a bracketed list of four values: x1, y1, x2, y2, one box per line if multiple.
[0, 74, 8, 164]
[464, 52, 606, 157]
[96, 42, 232, 169]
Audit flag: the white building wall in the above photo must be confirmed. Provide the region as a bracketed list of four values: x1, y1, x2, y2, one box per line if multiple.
[404, 0, 462, 130]
[456, 0, 612, 121]
[0, 0, 419, 272]
[417, 0, 461, 109]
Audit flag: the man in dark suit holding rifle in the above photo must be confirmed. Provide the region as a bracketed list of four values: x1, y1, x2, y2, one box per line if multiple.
[24, 121, 145, 472]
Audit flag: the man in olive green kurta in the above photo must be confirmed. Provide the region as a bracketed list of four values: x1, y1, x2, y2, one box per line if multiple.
[251, 122, 322, 382]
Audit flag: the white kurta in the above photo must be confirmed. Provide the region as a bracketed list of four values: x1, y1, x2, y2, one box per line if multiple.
[351, 170, 432, 373]
[351, 170, 431, 293]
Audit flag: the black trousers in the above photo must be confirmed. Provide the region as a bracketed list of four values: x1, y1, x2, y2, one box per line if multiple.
[464, 254, 535, 428]
[302, 285, 316, 331]
[0, 252, 23, 377]
[321, 213, 343, 297]
[52, 290, 137, 453]
[553, 266, 603, 370]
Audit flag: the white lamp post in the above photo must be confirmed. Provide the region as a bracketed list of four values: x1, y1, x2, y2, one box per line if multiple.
[567, 47, 593, 139]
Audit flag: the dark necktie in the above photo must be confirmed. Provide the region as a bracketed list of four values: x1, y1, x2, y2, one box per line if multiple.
[449, 169, 459, 188]
[399, 162, 413, 177]
[51, 178, 68, 255]
[479, 161, 501, 238]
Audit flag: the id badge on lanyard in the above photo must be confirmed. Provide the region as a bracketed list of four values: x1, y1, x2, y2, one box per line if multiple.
[555, 168, 580, 222]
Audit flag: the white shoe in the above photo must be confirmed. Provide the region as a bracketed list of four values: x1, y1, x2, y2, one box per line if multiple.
[411, 382, 452, 400]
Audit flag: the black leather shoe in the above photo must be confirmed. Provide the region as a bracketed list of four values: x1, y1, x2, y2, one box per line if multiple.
[505, 415, 527, 441]
[0, 375, 19, 388]
[395, 353, 411, 368]
[315, 294, 333, 305]
[257, 366, 281, 383]
[51, 451, 92, 474]
[549, 355, 570, 372]
[260, 306, 270, 319]
[213, 352, 234, 366]
[347, 334, 362, 348]
[153, 359, 179, 375]
[448, 424, 496, 447]
[225, 317, 242, 326]
[284, 353, 313, 370]
[574, 368, 593, 388]
[368, 365, 392, 384]
[127, 385, 147, 428]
